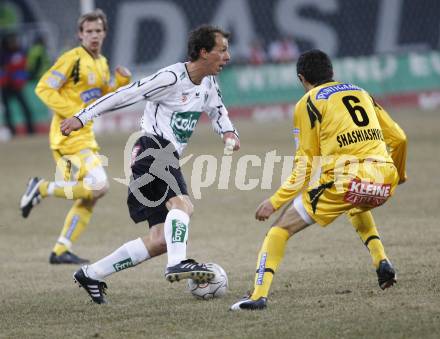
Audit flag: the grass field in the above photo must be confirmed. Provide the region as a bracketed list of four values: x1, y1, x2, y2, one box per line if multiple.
[1, 108, 439, 338]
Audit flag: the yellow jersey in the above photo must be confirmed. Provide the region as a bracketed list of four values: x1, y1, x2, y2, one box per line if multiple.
[35, 46, 131, 154]
[270, 81, 407, 210]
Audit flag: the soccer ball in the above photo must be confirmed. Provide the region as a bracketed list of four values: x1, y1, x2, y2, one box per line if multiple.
[187, 263, 228, 300]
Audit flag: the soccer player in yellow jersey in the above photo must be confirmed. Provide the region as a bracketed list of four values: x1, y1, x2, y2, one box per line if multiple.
[19, 9, 131, 264]
[231, 49, 407, 311]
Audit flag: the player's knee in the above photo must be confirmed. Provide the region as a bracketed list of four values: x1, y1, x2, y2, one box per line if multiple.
[91, 180, 109, 199]
[184, 200, 194, 216]
[85, 165, 109, 200]
[167, 196, 194, 216]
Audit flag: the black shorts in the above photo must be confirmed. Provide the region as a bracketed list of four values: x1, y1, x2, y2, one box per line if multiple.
[127, 134, 188, 227]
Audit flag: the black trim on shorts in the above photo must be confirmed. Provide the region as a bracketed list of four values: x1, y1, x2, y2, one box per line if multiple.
[308, 181, 334, 214]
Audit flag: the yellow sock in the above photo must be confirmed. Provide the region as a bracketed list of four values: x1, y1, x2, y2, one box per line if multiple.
[38, 181, 49, 198]
[39, 180, 93, 200]
[348, 211, 387, 268]
[52, 200, 93, 255]
[251, 226, 289, 300]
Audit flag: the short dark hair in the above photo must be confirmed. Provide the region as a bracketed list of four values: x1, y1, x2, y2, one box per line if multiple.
[296, 49, 333, 85]
[187, 25, 230, 61]
[77, 8, 108, 32]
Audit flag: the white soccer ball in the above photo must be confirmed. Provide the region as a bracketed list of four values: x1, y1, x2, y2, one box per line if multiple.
[187, 263, 228, 300]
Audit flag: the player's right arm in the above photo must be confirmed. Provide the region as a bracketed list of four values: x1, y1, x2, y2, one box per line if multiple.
[35, 52, 76, 118]
[269, 98, 320, 210]
[371, 97, 408, 183]
[61, 70, 177, 135]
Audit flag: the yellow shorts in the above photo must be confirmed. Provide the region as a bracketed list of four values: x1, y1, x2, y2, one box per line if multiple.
[301, 162, 399, 226]
[52, 149, 107, 187]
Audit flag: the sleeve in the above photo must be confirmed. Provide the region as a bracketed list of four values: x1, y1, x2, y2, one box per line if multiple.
[371, 97, 407, 182]
[75, 70, 177, 126]
[204, 77, 238, 138]
[269, 99, 320, 210]
[102, 59, 131, 94]
[34, 52, 76, 118]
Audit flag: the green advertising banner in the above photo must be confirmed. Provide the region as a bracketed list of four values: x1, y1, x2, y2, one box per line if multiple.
[219, 51, 440, 107]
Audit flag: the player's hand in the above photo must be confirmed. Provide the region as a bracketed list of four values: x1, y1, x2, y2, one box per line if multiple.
[398, 175, 407, 185]
[60, 117, 83, 136]
[115, 65, 132, 78]
[223, 132, 240, 153]
[255, 199, 275, 221]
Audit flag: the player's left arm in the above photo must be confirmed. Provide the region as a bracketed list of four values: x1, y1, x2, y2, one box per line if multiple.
[205, 76, 240, 151]
[371, 97, 407, 184]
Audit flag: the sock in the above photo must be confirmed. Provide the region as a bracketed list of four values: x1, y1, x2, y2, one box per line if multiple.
[39, 180, 93, 200]
[39, 181, 49, 197]
[251, 226, 289, 300]
[87, 238, 150, 280]
[348, 211, 387, 268]
[52, 200, 93, 255]
[164, 209, 190, 267]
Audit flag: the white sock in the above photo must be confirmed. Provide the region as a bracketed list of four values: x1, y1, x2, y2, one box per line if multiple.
[86, 238, 150, 280]
[164, 209, 190, 267]
[47, 182, 55, 196]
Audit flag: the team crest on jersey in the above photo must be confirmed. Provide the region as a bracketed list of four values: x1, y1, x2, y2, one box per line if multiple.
[316, 83, 362, 100]
[181, 92, 189, 103]
[170, 111, 202, 143]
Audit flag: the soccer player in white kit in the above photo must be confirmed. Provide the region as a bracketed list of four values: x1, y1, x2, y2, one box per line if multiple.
[61, 25, 240, 304]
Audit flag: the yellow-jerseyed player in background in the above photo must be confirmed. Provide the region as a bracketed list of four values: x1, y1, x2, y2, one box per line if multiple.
[231, 49, 407, 310]
[20, 9, 131, 264]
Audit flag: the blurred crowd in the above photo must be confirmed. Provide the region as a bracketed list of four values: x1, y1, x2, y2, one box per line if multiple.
[0, 32, 50, 138]
[235, 36, 300, 65]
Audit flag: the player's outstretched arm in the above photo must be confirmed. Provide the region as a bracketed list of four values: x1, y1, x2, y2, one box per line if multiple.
[60, 117, 83, 136]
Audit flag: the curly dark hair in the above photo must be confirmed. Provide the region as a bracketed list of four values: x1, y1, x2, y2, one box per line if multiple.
[296, 49, 334, 85]
[187, 25, 230, 61]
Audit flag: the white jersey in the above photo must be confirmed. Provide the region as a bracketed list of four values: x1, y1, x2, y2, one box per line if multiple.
[75, 62, 237, 155]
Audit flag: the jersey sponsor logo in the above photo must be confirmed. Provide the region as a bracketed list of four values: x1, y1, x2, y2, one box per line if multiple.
[170, 111, 202, 143]
[113, 258, 133, 271]
[316, 83, 362, 100]
[80, 88, 103, 103]
[344, 179, 391, 207]
[256, 252, 267, 285]
[171, 219, 187, 243]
